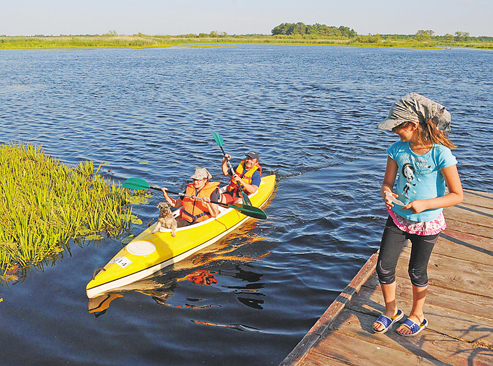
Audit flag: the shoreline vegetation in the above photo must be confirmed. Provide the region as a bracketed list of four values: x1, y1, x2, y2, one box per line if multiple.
[0, 143, 132, 279]
[1, 23, 492, 50]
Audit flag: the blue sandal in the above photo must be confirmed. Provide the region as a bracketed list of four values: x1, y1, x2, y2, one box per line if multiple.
[398, 317, 428, 336]
[373, 309, 404, 334]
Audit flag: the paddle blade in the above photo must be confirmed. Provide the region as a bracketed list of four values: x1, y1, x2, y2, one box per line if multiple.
[211, 131, 223, 147]
[240, 191, 252, 206]
[230, 203, 267, 219]
[122, 178, 150, 190]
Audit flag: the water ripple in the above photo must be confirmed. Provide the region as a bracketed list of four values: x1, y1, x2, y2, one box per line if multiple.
[0, 45, 492, 366]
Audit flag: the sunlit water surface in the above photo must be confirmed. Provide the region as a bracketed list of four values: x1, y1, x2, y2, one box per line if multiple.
[0, 45, 492, 366]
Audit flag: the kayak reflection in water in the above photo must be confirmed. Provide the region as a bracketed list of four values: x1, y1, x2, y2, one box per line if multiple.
[88, 270, 219, 316]
[160, 167, 221, 227]
[185, 270, 218, 286]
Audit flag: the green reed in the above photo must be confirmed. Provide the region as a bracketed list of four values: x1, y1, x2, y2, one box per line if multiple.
[1, 34, 492, 50]
[0, 143, 132, 274]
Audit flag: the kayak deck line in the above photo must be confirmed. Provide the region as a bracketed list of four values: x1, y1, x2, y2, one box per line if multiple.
[86, 175, 276, 299]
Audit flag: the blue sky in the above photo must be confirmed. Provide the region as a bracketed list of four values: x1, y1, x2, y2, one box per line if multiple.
[2, 0, 493, 37]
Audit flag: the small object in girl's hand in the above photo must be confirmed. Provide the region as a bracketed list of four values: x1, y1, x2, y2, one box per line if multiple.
[385, 191, 405, 206]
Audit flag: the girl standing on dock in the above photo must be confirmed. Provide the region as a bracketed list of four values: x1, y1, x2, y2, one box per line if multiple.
[373, 93, 463, 336]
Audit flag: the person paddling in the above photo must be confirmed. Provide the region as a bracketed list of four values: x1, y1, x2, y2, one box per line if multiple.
[221, 151, 262, 204]
[161, 167, 221, 227]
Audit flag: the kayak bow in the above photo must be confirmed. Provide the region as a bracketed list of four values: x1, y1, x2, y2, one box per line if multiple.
[86, 174, 276, 298]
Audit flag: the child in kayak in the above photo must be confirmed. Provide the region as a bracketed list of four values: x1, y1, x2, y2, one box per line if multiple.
[373, 93, 463, 336]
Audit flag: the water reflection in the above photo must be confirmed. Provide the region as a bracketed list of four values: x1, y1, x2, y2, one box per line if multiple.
[190, 320, 262, 332]
[1, 264, 23, 285]
[88, 222, 269, 316]
[3, 46, 491, 366]
[0, 232, 129, 286]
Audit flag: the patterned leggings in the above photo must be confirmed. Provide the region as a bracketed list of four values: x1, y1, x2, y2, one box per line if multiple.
[376, 216, 440, 287]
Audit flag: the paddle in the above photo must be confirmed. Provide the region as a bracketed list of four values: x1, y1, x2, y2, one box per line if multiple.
[122, 178, 267, 220]
[211, 131, 252, 206]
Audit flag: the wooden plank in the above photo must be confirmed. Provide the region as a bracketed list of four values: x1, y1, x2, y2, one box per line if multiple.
[310, 252, 378, 337]
[302, 333, 424, 366]
[312, 311, 493, 366]
[422, 307, 493, 346]
[349, 283, 493, 344]
[280, 189, 493, 366]
[349, 272, 493, 322]
[396, 248, 493, 299]
[434, 228, 493, 264]
[298, 351, 354, 366]
[280, 253, 379, 366]
[354, 288, 493, 346]
[463, 189, 493, 209]
[444, 204, 493, 229]
[444, 218, 493, 239]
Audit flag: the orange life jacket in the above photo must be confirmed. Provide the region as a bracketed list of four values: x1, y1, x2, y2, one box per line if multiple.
[181, 181, 220, 223]
[227, 160, 262, 196]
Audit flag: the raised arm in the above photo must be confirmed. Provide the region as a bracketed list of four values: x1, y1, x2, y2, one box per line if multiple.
[161, 188, 183, 208]
[222, 154, 232, 176]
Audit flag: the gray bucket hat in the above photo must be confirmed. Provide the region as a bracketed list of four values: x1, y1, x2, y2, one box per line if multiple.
[190, 167, 212, 180]
[377, 92, 451, 132]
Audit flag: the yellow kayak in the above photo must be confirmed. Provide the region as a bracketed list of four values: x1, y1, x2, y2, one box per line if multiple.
[86, 174, 276, 299]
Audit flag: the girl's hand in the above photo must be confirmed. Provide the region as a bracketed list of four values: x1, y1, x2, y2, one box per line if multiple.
[383, 191, 397, 208]
[402, 200, 427, 214]
[381, 186, 397, 208]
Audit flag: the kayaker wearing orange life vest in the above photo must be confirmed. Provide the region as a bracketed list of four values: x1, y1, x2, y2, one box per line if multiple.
[161, 167, 221, 227]
[221, 151, 262, 204]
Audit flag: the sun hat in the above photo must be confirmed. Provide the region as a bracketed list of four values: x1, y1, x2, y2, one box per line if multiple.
[190, 167, 212, 180]
[377, 92, 451, 132]
[245, 151, 260, 160]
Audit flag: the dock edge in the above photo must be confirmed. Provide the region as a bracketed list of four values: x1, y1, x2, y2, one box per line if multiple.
[279, 251, 379, 366]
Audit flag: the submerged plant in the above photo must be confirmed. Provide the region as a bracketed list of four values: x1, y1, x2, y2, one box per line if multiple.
[0, 143, 132, 276]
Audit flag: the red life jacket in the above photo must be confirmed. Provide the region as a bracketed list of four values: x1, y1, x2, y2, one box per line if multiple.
[181, 181, 220, 223]
[226, 160, 262, 196]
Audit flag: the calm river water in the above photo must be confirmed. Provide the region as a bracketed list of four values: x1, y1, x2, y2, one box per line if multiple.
[0, 45, 492, 366]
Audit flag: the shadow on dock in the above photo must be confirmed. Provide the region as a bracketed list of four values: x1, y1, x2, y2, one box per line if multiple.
[281, 189, 493, 366]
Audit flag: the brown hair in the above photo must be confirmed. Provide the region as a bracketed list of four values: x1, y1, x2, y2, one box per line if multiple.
[417, 120, 456, 149]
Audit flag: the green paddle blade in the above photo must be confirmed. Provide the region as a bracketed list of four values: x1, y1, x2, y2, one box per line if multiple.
[229, 203, 267, 220]
[122, 178, 150, 190]
[212, 131, 252, 206]
[240, 190, 252, 206]
[123, 177, 267, 219]
[211, 131, 223, 147]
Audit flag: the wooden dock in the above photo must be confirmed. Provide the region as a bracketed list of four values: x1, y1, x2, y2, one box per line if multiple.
[280, 189, 493, 366]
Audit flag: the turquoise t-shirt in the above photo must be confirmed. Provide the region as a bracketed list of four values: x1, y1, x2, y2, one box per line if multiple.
[387, 141, 457, 222]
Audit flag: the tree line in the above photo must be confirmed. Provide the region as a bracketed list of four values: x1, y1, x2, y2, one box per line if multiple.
[271, 22, 357, 38]
[270, 23, 493, 43]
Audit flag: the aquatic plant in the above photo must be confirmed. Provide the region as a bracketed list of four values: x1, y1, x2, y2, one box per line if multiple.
[0, 143, 132, 274]
[0, 34, 492, 50]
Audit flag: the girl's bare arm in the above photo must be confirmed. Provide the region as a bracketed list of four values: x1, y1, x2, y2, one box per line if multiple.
[403, 165, 463, 214]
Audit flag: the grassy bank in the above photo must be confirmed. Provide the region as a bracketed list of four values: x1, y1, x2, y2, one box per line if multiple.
[1, 34, 492, 50]
[0, 143, 132, 275]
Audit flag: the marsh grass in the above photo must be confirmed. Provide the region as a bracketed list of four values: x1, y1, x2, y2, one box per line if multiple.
[0, 143, 132, 276]
[1, 34, 492, 50]
[0, 35, 166, 49]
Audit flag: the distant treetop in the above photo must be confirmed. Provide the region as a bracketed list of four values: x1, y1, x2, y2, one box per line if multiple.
[272, 22, 357, 38]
